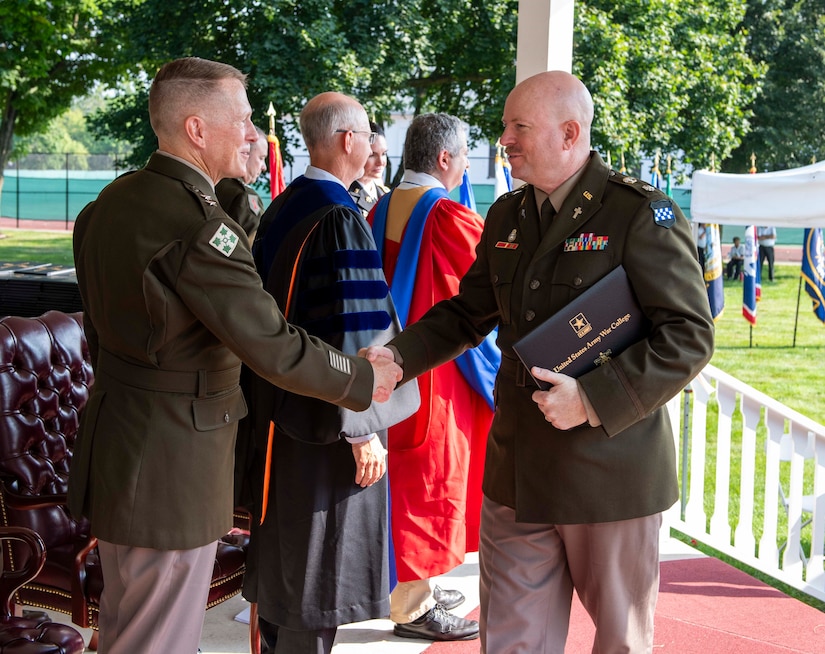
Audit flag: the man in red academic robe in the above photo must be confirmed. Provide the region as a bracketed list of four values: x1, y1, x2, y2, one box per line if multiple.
[369, 113, 500, 642]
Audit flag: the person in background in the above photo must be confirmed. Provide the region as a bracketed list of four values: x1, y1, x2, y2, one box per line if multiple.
[758, 225, 777, 281]
[349, 121, 389, 217]
[726, 235, 745, 280]
[216, 125, 269, 241]
[365, 70, 715, 653]
[242, 91, 419, 654]
[69, 58, 401, 654]
[369, 113, 499, 642]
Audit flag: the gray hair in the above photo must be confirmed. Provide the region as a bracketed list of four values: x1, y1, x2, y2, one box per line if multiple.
[299, 95, 365, 150]
[149, 57, 247, 138]
[403, 113, 465, 174]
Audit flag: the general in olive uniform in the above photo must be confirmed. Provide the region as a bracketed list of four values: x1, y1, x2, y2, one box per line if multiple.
[69, 58, 399, 654]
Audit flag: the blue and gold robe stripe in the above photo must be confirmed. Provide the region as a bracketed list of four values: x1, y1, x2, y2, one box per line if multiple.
[300, 247, 392, 337]
[564, 233, 610, 252]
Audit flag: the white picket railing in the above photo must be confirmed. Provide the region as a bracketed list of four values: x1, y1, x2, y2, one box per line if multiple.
[663, 363, 825, 602]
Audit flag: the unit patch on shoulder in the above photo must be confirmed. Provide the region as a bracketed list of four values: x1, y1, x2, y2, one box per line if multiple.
[248, 194, 261, 214]
[651, 199, 676, 229]
[209, 222, 240, 257]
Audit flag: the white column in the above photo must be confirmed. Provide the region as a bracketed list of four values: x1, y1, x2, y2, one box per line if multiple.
[516, 0, 575, 83]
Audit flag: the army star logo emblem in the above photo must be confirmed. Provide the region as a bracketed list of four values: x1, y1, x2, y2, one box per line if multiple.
[209, 222, 240, 257]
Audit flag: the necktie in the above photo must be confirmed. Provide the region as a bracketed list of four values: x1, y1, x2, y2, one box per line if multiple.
[540, 198, 556, 238]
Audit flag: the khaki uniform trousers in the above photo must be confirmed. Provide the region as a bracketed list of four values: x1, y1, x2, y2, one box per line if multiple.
[479, 496, 661, 654]
[97, 539, 218, 653]
[389, 578, 437, 623]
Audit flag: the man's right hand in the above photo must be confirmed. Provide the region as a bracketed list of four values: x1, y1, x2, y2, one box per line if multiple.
[368, 355, 402, 402]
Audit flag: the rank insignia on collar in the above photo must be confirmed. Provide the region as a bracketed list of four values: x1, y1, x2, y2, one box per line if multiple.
[642, 184, 656, 192]
[623, 177, 637, 184]
[651, 199, 676, 228]
[209, 222, 240, 257]
[564, 233, 609, 252]
[197, 190, 218, 206]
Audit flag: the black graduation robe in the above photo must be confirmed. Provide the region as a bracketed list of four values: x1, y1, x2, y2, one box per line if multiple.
[241, 175, 418, 631]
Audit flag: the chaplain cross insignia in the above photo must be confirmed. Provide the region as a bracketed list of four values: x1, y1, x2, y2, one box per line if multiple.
[209, 223, 240, 257]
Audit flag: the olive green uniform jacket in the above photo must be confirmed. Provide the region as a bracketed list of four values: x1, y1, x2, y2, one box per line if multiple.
[215, 177, 265, 240]
[69, 153, 373, 550]
[389, 152, 714, 524]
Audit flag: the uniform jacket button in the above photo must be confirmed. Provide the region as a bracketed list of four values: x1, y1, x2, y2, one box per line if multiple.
[529, 279, 540, 290]
[525, 310, 536, 321]
[573, 276, 583, 287]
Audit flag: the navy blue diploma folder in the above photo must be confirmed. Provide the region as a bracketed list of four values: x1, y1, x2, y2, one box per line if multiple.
[512, 265, 647, 390]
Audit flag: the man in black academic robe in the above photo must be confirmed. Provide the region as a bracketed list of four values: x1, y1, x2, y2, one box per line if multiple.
[240, 92, 418, 654]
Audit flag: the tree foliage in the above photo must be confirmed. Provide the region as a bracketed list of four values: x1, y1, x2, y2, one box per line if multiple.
[6, 0, 784, 183]
[576, 0, 762, 173]
[0, 0, 120, 191]
[729, 0, 825, 172]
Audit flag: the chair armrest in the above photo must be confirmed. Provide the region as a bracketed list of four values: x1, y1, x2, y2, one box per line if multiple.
[0, 526, 46, 617]
[2, 490, 68, 512]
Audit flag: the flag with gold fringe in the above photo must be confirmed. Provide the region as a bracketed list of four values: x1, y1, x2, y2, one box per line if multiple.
[801, 228, 825, 324]
[704, 223, 724, 320]
[494, 144, 512, 199]
[266, 102, 286, 200]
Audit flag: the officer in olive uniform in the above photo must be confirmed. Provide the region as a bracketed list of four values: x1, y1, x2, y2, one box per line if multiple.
[216, 125, 269, 240]
[69, 58, 400, 654]
[369, 72, 714, 652]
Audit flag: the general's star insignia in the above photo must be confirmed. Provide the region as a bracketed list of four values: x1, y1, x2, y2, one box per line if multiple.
[197, 190, 218, 206]
[209, 222, 240, 257]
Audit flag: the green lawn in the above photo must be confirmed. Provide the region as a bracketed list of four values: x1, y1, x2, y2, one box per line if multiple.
[0, 229, 75, 267]
[710, 262, 825, 425]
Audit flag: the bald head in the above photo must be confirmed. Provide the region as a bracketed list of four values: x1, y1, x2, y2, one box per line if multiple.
[500, 71, 594, 193]
[299, 92, 369, 152]
[299, 92, 372, 185]
[518, 71, 593, 142]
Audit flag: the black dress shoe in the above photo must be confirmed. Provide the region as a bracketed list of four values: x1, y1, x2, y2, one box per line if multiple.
[433, 585, 465, 611]
[393, 604, 479, 641]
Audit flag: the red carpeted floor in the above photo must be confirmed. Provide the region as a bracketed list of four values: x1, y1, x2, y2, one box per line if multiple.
[424, 557, 825, 653]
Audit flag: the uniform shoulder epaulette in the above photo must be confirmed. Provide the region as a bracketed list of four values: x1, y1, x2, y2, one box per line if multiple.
[607, 170, 663, 197]
[182, 182, 225, 219]
[493, 185, 526, 205]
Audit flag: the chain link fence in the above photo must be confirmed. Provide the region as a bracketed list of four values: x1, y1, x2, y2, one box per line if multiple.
[1, 153, 129, 228]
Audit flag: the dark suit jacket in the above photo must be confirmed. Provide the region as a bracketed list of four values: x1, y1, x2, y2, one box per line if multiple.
[389, 152, 714, 524]
[69, 153, 374, 549]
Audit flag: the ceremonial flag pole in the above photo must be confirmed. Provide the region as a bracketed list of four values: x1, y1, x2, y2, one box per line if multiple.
[493, 141, 512, 200]
[701, 154, 724, 321]
[266, 103, 286, 200]
[650, 150, 661, 189]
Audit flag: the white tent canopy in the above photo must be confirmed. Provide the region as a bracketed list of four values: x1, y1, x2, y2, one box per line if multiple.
[690, 160, 825, 227]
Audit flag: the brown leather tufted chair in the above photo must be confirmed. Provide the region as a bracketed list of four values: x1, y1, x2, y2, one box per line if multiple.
[0, 311, 249, 650]
[0, 525, 85, 653]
